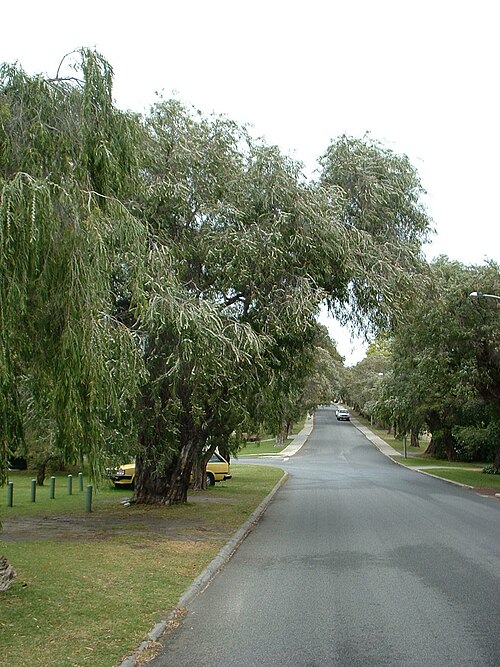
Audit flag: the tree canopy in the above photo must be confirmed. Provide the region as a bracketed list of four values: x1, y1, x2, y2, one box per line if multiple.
[1, 49, 433, 504]
[355, 258, 500, 464]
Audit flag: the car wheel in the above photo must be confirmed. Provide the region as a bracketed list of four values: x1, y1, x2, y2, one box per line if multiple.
[206, 472, 215, 487]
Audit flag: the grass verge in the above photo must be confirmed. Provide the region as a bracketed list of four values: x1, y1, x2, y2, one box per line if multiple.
[236, 417, 307, 457]
[0, 464, 284, 667]
[417, 468, 500, 489]
[237, 439, 291, 456]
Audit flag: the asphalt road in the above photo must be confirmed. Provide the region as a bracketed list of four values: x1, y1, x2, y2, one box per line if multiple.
[149, 407, 500, 667]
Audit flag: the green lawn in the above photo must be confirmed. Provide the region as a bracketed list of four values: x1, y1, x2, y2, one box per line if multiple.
[0, 464, 284, 667]
[417, 468, 500, 489]
[236, 417, 306, 457]
[237, 438, 291, 456]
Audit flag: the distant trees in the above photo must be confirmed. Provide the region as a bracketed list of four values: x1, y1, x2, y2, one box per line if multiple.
[0, 49, 433, 509]
[343, 345, 389, 421]
[347, 258, 500, 465]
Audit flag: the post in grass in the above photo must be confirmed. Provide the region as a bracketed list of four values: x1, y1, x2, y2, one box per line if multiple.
[78, 472, 84, 492]
[68, 474, 73, 496]
[30, 479, 36, 502]
[86, 485, 93, 513]
[50, 476, 56, 499]
[7, 481, 13, 507]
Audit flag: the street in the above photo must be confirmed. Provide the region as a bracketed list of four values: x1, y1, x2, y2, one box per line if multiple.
[149, 407, 500, 667]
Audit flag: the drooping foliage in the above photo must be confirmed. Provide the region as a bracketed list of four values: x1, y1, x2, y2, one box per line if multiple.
[0, 49, 434, 507]
[319, 134, 432, 333]
[131, 100, 352, 501]
[0, 50, 147, 484]
[374, 258, 500, 463]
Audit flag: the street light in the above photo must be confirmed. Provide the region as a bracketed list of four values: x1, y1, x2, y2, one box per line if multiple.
[469, 291, 500, 301]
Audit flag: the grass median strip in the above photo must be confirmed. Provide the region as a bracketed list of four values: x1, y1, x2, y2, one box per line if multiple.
[0, 464, 284, 667]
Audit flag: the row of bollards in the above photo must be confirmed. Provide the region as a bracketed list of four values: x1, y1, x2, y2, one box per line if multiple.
[5, 473, 93, 512]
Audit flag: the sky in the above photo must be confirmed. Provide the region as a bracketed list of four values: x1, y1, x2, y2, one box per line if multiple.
[2, 0, 499, 363]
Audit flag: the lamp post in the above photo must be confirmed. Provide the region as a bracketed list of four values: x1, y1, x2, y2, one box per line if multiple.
[469, 291, 500, 301]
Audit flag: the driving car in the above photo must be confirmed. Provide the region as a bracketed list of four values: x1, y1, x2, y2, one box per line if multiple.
[109, 450, 231, 488]
[336, 408, 351, 421]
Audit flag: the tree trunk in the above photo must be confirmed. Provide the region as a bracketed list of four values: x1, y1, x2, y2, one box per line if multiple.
[218, 443, 231, 465]
[133, 407, 198, 504]
[191, 445, 216, 490]
[494, 443, 500, 469]
[424, 427, 456, 461]
[133, 438, 197, 505]
[0, 555, 16, 592]
[410, 430, 420, 448]
[36, 462, 46, 486]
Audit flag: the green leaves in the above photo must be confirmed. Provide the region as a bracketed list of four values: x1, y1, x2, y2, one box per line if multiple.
[319, 134, 432, 332]
[372, 259, 500, 462]
[0, 49, 437, 498]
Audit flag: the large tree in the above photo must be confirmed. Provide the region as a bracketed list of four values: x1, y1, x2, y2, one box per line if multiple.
[0, 50, 147, 484]
[0, 49, 149, 588]
[1, 52, 433, 510]
[130, 101, 350, 503]
[376, 258, 500, 463]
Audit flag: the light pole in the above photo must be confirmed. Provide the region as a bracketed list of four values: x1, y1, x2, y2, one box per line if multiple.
[469, 291, 500, 301]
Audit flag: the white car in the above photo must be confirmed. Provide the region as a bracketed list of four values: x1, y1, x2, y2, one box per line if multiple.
[336, 409, 350, 421]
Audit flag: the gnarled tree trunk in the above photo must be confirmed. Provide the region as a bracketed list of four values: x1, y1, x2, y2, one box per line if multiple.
[0, 555, 16, 592]
[133, 404, 198, 504]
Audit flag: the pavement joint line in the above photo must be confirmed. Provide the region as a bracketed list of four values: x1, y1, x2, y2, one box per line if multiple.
[118, 415, 314, 667]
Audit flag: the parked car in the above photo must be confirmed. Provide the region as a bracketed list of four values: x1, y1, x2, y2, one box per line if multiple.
[109, 451, 232, 489]
[336, 408, 350, 421]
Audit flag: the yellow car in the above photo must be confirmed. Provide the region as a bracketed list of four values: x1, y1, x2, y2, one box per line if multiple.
[110, 451, 231, 488]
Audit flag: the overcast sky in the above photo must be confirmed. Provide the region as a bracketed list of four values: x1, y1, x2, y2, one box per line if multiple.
[3, 0, 499, 362]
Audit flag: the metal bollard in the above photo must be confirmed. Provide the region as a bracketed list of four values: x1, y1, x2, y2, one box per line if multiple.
[78, 472, 84, 492]
[7, 481, 13, 507]
[50, 476, 56, 499]
[85, 485, 93, 513]
[31, 479, 37, 502]
[68, 474, 73, 495]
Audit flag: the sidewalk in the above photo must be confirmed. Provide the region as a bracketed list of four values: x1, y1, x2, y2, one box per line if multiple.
[350, 418, 402, 457]
[279, 413, 314, 457]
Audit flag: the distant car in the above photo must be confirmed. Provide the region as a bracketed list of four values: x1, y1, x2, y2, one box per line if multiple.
[109, 451, 231, 489]
[336, 409, 350, 421]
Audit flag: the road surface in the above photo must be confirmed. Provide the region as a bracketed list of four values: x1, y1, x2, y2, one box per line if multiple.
[149, 407, 500, 667]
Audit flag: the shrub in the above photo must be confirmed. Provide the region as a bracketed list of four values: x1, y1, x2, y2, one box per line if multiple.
[482, 465, 500, 475]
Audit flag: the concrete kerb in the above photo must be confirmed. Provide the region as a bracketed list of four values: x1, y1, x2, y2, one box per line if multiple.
[118, 470, 290, 667]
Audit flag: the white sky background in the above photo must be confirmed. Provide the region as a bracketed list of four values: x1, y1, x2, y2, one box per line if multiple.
[2, 0, 499, 363]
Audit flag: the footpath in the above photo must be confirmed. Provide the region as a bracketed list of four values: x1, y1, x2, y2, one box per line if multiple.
[279, 413, 315, 457]
[350, 418, 402, 457]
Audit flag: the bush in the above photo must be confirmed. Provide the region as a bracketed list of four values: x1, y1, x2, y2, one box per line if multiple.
[452, 425, 496, 462]
[482, 465, 500, 475]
